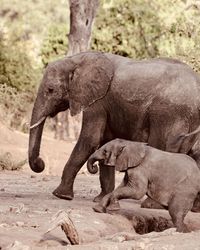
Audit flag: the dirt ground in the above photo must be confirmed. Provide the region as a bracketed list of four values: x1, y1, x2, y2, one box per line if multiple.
[1, 122, 200, 250]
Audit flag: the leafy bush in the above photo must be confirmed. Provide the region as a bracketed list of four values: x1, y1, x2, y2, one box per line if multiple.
[92, 0, 161, 58]
[1, 0, 200, 134]
[0, 29, 40, 130]
[41, 24, 68, 66]
[0, 33, 39, 92]
[40, 0, 200, 74]
[92, 0, 200, 72]
[0, 83, 34, 131]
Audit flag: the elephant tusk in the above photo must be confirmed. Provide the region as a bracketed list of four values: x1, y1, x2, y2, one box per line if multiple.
[184, 125, 200, 137]
[30, 116, 46, 130]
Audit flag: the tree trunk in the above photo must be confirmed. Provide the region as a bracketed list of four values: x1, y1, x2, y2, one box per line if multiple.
[54, 0, 99, 140]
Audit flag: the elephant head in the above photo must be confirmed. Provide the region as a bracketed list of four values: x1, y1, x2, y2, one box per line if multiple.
[87, 139, 126, 173]
[87, 139, 146, 174]
[29, 52, 114, 173]
[115, 142, 146, 171]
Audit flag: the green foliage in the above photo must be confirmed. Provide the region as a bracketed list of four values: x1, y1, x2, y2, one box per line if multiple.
[92, 0, 161, 58]
[0, 0, 69, 42]
[40, 0, 200, 74]
[0, 83, 34, 131]
[153, 0, 200, 72]
[92, 0, 200, 71]
[0, 0, 70, 131]
[0, 35, 39, 92]
[1, 0, 200, 133]
[0, 27, 39, 130]
[0, 0, 70, 89]
[41, 24, 68, 66]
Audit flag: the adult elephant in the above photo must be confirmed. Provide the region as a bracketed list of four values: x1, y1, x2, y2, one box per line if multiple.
[28, 51, 200, 201]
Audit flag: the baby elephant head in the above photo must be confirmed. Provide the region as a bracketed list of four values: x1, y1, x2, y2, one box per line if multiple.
[87, 139, 146, 174]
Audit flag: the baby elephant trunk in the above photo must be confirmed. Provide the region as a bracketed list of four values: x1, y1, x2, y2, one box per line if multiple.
[87, 148, 117, 174]
[87, 157, 99, 174]
[87, 150, 106, 174]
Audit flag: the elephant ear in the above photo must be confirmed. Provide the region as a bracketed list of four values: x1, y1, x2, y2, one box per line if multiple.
[115, 143, 146, 172]
[68, 52, 114, 116]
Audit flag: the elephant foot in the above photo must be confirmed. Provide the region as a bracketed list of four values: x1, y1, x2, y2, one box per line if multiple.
[93, 204, 106, 213]
[107, 201, 121, 212]
[191, 205, 200, 213]
[141, 197, 165, 209]
[93, 191, 107, 202]
[191, 193, 200, 212]
[176, 224, 190, 233]
[52, 184, 74, 200]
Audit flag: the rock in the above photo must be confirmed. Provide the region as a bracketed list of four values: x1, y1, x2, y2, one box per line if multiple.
[42, 177, 50, 182]
[5, 241, 30, 250]
[14, 221, 25, 227]
[0, 223, 10, 228]
[9, 203, 26, 214]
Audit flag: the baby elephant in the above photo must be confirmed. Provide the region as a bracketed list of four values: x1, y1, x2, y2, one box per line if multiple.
[87, 139, 200, 232]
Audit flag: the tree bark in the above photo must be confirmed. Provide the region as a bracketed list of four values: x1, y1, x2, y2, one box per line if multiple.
[54, 0, 99, 141]
[68, 0, 99, 55]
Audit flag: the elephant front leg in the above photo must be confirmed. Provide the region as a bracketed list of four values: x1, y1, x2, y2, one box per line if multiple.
[94, 185, 142, 213]
[94, 162, 129, 202]
[93, 176, 127, 212]
[53, 110, 107, 200]
[93, 163, 115, 202]
[53, 143, 92, 200]
[93, 193, 113, 213]
[107, 171, 147, 210]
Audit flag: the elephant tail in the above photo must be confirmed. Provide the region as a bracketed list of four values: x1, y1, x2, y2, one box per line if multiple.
[181, 125, 200, 138]
[171, 125, 200, 152]
[177, 125, 200, 142]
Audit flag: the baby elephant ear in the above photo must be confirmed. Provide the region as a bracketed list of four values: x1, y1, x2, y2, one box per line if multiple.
[115, 143, 146, 171]
[69, 52, 114, 116]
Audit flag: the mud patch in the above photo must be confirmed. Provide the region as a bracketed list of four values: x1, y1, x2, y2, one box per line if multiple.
[1, 171, 200, 250]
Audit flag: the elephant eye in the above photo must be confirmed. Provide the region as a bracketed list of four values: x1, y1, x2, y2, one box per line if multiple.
[69, 71, 74, 81]
[119, 147, 124, 152]
[117, 147, 124, 156]
[103, 150, 107, 155]
[48, 87, 54, 94]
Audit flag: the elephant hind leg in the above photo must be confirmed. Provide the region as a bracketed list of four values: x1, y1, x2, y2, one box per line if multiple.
[141, 197, 165, 209]
[168, 191, 196, 232]
[148, 109, 190, 152]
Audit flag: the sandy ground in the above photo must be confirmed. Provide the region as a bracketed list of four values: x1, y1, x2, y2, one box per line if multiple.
[1, 123, 200, 249]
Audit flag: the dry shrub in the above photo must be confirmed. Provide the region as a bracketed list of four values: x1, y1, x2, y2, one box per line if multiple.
[0, 84, 34, 132]
[0, 151, 27, 171]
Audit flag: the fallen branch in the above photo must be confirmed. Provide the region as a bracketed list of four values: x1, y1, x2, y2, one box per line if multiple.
[46, 210, 80, 245]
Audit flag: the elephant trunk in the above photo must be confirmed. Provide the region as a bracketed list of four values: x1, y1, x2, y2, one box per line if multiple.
[28, 98, 46, 173]
[87, 152, 103, 174]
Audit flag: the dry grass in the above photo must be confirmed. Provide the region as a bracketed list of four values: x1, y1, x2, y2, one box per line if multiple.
[0, 152, 27, 171]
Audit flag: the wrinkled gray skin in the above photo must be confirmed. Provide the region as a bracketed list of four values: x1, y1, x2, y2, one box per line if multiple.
[90, 139, 200, 233]
[29, 51, 200, 202]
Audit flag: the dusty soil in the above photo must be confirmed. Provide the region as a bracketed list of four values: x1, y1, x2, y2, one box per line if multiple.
[1, 122, 200, 250]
